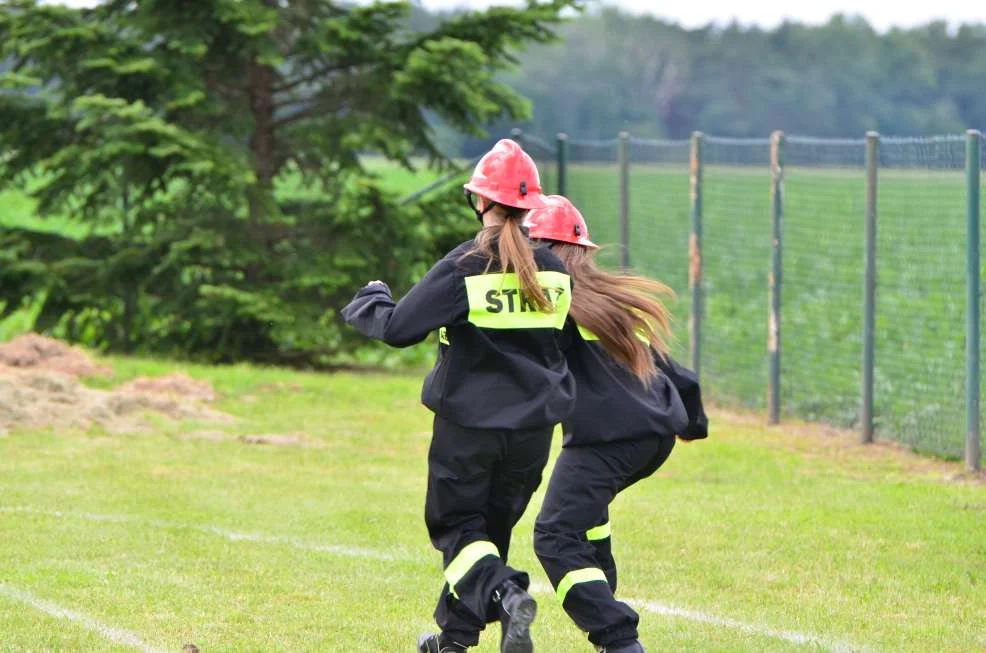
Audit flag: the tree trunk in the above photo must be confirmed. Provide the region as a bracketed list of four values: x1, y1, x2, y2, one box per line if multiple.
[120, 282, 138, 353]
[119, 179, 137, 352]
[247, 60, 278, 224]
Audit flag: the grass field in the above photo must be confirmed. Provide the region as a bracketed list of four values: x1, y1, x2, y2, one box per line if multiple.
[0, 360, 984, 652]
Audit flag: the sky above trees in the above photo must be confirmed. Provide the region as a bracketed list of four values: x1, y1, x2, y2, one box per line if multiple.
[54, 0, 986, 32]
[419, 0, 980, 31]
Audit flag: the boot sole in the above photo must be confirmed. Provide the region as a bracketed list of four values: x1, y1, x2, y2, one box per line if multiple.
[416, 634, 437, 653]
[502, 595, 537, 653]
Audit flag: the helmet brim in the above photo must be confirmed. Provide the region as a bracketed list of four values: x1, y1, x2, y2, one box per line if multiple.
[463, 182, 547, 210]
[528, 234, 600, 250]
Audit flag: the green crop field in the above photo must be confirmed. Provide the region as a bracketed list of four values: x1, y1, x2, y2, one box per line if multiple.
[524, 158, 979, 460]
[0, 157, 450, 240]
[0, 359, 983, 652]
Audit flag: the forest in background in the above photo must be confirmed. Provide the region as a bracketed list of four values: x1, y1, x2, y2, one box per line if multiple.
[413, 6, 986, 153]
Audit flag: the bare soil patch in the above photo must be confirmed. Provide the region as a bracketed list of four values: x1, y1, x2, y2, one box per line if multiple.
[0, 333, 111, 378]
[118, 373, 218, 402]
[0, 335, 228, 434]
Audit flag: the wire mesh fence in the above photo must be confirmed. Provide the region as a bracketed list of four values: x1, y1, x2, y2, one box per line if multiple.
[783, 136, 865, 428]
[627, 137, 691, 360]
[563, 137, 623, 269]
[701, 137, 772, 410]
[510, 128, 982, 465]
[874, 136, 967, 456]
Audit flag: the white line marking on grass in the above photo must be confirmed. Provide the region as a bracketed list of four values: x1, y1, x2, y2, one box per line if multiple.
[632, 598, 871, 653]
[3, 506, 873, 652]
[527, 582, 872, 653]
[194, 524, 401, 560]
[0, 584, 169, 653]
[0, 505, 400, 561]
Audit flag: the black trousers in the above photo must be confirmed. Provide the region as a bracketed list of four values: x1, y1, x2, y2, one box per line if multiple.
[426, 415, 553, 647]
[534, 436, 675, 648]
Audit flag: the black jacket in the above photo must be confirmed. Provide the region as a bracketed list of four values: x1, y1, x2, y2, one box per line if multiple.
[341, 239, 576, 430]
[560, 323, 708, 447]
[656, 352, 708, 441]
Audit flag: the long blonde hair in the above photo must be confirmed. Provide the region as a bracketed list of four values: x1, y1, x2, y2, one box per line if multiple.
[552, 243, 673, 381]
[467, 207, 554, 312]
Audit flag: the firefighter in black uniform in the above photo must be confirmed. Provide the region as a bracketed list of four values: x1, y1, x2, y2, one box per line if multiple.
[342, 141, 576, 653]
[524, 196, 708, 653]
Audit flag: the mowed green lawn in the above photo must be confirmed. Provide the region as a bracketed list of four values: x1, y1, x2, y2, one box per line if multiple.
[1, 359, 984, 652]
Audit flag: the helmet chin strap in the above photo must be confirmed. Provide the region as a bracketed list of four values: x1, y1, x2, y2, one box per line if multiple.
[465, 190, 497, 223]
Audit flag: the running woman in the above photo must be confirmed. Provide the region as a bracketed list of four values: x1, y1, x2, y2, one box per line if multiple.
[525, 195, 708, 653]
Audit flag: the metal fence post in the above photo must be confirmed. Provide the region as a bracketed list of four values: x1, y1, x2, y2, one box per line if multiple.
[689, 131, 704, 380]
[966, 129, 982, 472]
[768, 131, 785, 425]
[862, 132, 879, 443]
[619, 131, 630, 269]
[556, 133, 568, 196]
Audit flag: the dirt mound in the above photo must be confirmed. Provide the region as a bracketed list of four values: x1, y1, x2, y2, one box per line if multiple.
[0, 333, 111, 378]
[238, 433, 315, 447]
[118, 373, 217, 402]
[0, 335, 229, 434]
[179, 431, 321, 447]
[0, 367, 230, 435]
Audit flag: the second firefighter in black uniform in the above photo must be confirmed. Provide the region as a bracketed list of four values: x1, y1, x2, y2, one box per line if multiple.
[525, 196, 708, 653]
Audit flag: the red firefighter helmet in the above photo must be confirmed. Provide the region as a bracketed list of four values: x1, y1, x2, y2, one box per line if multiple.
[463, 139, 547, 210]
[524, 195, 599, 249]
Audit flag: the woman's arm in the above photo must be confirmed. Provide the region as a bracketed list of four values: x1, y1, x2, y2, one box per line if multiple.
[341, 257, 464, 348]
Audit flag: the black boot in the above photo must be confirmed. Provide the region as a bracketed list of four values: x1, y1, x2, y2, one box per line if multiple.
[494, 581, 537, 653]
[416, 633, 468, 653]
[596, 641, 645, 653]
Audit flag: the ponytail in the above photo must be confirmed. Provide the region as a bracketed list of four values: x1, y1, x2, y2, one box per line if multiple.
[497, 216, 554, 312]
[552, 243, 674, 382]
[466, 209, 554, 313]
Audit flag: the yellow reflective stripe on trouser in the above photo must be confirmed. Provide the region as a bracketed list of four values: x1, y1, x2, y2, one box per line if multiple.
[464, 271, 571, 329]
[444, 541, 500, 591]
[556, 567, 608, 603]
[586, 522, 611, 541]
